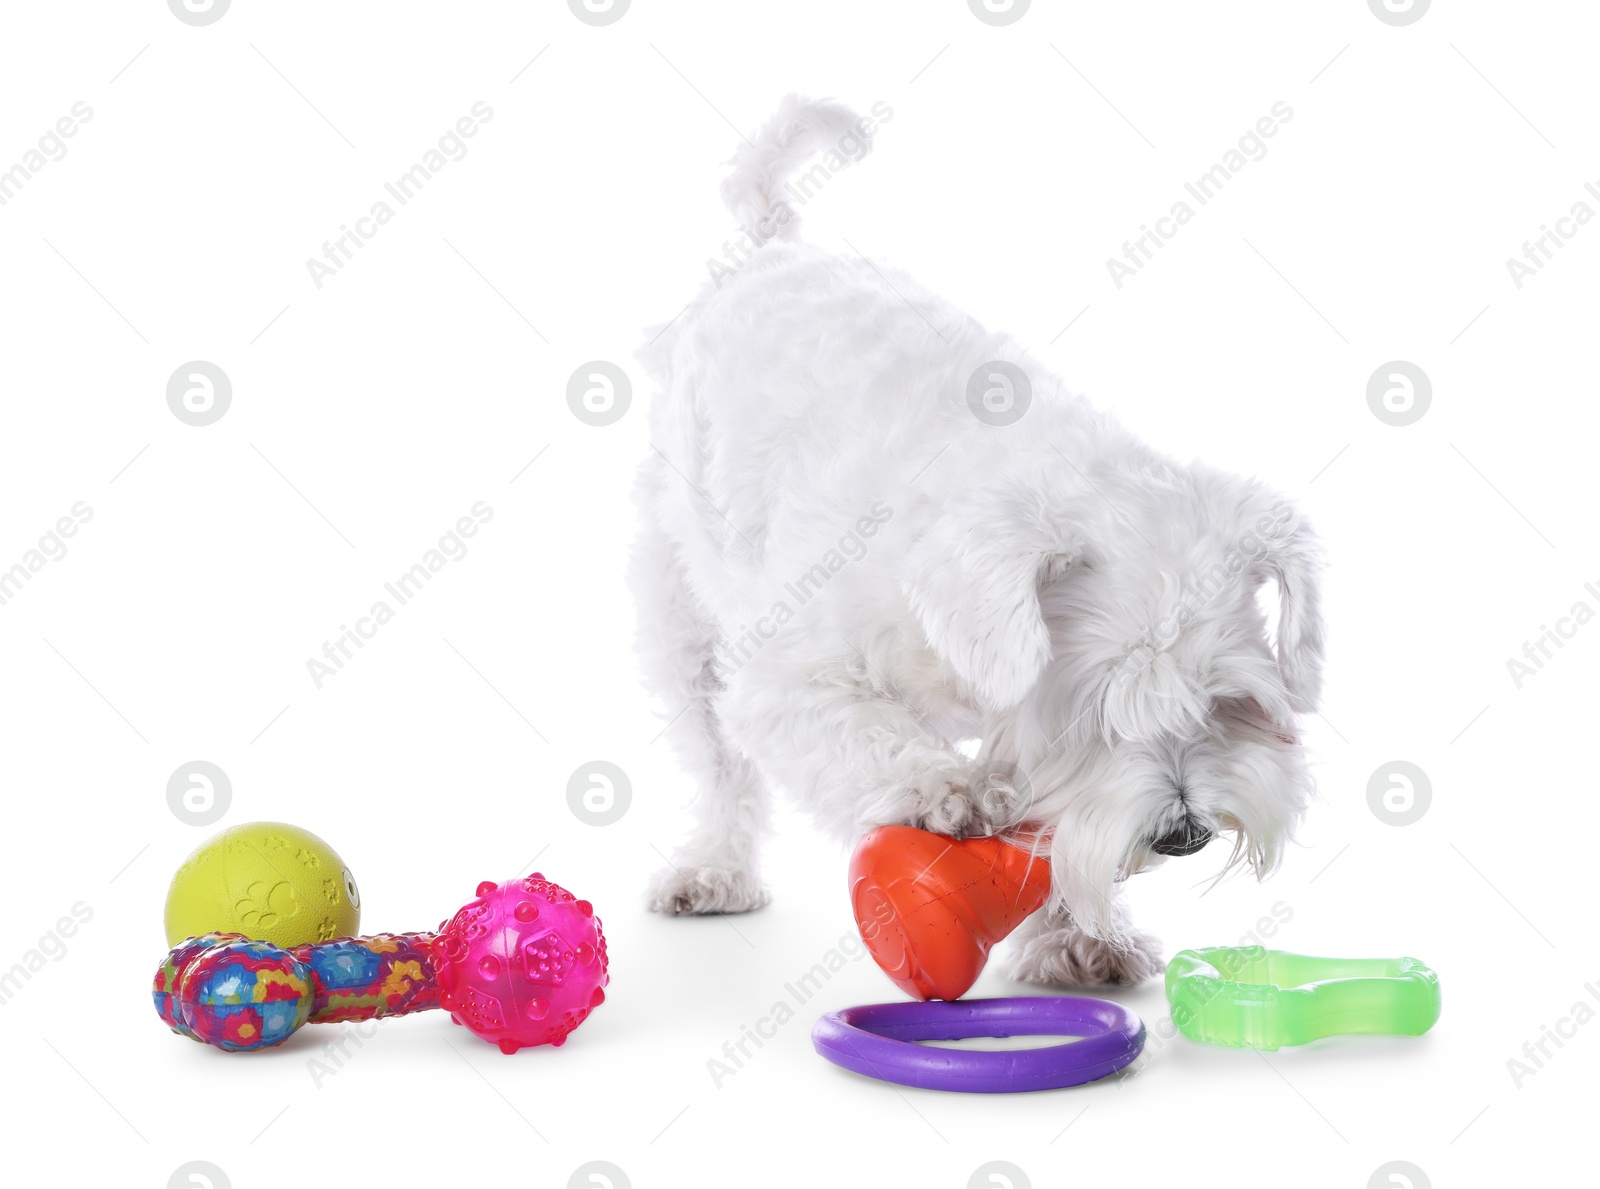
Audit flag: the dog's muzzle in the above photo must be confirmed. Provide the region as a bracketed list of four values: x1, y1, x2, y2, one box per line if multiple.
[1150, 820, 1212, 856]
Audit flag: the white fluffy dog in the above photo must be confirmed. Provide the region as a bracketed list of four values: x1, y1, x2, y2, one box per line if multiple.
[631, 96, 1325, 986]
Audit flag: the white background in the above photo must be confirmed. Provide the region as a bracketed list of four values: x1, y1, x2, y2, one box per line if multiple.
[1, 1, 1595, 1186]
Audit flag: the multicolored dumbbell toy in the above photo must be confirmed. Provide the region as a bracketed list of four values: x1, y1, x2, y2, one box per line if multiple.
[152, 874, 609, 1054]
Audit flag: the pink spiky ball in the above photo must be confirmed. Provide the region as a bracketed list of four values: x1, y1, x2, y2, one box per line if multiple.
[429, 874, 609, 1054]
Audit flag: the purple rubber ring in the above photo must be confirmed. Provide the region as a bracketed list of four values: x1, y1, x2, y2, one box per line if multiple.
[812, 996, 1145, 1093]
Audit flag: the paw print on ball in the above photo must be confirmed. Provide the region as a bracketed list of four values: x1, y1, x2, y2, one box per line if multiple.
[233, 881, 297, 931]
[431, 875, 609, 1054]
[262, 832, 322, 871]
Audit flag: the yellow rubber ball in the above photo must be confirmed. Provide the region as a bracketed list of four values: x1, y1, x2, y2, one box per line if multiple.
[164, 822, 361, 948]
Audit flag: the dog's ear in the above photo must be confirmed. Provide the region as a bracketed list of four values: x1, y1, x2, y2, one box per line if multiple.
[903, 510, 1076, 711]
[1253, 507, 1325, 713]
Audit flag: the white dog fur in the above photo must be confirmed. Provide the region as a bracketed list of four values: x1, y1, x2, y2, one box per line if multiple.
[631, 96, 1325, 986]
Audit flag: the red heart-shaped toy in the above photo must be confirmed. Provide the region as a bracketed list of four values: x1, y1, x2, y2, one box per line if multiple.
[850, 825, 1052, 1001]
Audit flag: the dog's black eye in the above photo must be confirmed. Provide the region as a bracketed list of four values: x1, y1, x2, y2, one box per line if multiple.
[1151, 821, 1212, 856]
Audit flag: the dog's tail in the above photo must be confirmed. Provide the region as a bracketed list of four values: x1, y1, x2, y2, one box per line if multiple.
[721, 94, 871, 241]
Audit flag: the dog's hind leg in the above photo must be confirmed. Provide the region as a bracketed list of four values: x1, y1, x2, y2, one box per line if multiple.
[1001, 901, 1164, 987]
[631, 516, 772, 915]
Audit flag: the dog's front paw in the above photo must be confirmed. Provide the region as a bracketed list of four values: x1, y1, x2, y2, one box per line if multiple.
[647, 862, 770, 916]
[1004, 922, 1165, 988]
[908, 766, 1027, 838]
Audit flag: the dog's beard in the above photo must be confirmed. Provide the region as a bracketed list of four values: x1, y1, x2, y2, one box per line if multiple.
[991, 699, 1312, 943]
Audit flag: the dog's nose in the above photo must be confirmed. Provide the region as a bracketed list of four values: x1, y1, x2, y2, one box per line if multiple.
[1150, 820, 1212, 856]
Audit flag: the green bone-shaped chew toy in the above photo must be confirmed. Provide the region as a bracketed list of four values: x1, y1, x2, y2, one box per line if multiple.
[1164, 946, 1440, 1050]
